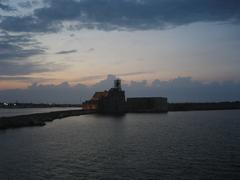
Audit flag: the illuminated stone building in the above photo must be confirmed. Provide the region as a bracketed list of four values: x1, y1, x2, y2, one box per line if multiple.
[82, 79, 126, 114]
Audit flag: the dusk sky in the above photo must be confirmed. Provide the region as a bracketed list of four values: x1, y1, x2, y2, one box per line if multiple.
[0, 0, 240, 102]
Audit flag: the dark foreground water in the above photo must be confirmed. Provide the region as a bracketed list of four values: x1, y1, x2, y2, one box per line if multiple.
[0, 110, 240, 180]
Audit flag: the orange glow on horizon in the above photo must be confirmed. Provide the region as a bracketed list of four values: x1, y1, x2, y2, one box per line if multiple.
[0, 81, 28, 90]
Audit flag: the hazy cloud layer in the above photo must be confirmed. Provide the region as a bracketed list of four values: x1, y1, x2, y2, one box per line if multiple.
[0, 76, 56, 83]
[1, 75, 240, 103]
[1, 0, 239, 76]
[1, 0, 240, 84]
[74, 72, 152, 82]
[1, 0, 239, 32]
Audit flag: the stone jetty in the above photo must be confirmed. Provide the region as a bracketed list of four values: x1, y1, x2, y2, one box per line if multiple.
[0, 109, 95, 130]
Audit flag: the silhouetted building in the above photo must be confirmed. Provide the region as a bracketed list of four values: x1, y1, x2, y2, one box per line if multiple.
[98, 80, 126, 114]
[82, 79, 168, 114]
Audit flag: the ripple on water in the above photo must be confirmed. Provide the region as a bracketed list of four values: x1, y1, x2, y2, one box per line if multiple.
[0, 110, 240, 179]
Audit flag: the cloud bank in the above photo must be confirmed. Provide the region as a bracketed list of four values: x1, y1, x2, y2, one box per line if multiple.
[1, 75, 240, 104]
[1, 0, 240, 32]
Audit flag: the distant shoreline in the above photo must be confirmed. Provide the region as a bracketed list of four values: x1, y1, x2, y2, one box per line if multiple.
[168, 101, 240, 111]
[0, 102, 81, 109]
[1, 101, 240, 130]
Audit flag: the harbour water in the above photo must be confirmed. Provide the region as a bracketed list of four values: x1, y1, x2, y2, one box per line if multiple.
[0, 110, 240, 179]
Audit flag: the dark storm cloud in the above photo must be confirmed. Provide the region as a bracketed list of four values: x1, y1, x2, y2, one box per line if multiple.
[1, 75, 240, 103]
[0, 3, 13, 11]
[0, 43, 44, 60]
[18, 1, 35, 8]
[0, 31, 51, 75]
[0, 31, 45, 60]
[1, 0, 240, 32]
[0, 16, 60, 32]
[34, 0, 240, 31]
[56, 50, 77, 54]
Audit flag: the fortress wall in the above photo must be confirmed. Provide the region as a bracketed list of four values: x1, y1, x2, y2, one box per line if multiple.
[127, 97, 168, 113]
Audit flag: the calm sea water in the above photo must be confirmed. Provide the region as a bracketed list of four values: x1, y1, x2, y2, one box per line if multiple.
[0, 107, 82, 117]
[0, 110, 240, 180]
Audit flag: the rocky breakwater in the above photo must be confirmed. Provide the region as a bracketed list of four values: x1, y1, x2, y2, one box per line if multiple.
[0, 109, 95, 130]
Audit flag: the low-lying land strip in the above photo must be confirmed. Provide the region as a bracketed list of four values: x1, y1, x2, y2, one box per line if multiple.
[168, 102, 240, 111]
[0, 109, 95, 130]
[1, 101, 240, 130]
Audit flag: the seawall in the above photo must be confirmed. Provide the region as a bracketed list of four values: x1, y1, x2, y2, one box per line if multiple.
[0, 109, 95, 130]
